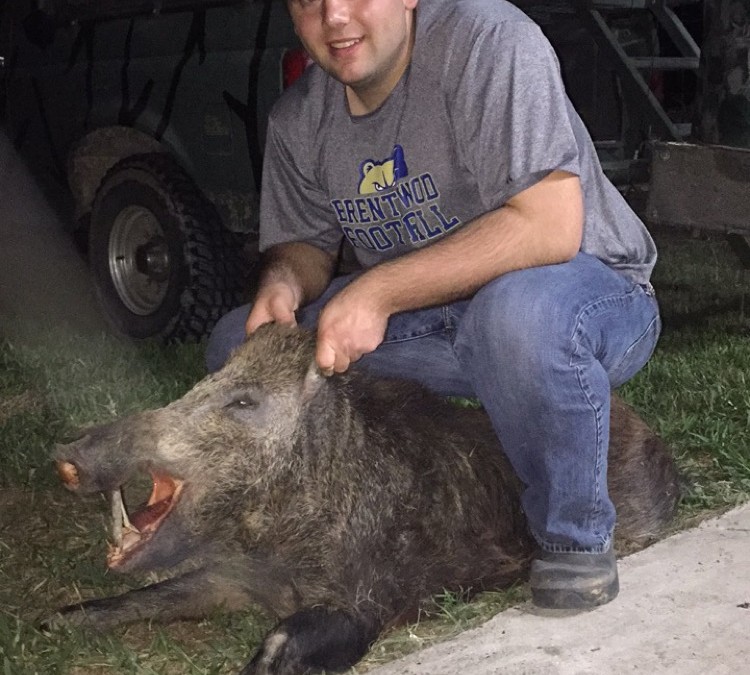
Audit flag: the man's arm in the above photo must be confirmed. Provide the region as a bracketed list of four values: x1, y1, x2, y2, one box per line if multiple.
[245, 242, 336, 334]
[315, 170, 584, 373]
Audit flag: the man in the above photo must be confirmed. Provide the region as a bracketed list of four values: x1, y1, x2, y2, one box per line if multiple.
[207, 0, 661, 610]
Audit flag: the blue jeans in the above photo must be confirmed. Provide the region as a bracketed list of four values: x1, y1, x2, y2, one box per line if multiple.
[206, 253, 661, 554]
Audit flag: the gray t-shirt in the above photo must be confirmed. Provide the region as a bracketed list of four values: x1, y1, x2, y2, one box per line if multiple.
[260, 0, 657, 285]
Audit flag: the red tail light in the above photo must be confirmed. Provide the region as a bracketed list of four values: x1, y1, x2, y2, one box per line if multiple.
[282, 48, 312, 89]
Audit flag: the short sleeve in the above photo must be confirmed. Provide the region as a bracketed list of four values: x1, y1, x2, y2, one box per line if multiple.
[447, 22, 581, 209]
[259, 116, 343, 254]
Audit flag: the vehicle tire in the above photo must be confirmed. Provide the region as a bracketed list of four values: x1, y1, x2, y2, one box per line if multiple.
[89, 153, 247, 342]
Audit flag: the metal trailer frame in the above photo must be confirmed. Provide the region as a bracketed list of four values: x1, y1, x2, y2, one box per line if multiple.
[569, 0, 750, 259]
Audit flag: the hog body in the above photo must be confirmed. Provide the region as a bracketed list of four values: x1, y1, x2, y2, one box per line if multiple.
[49, 324, 680, 674]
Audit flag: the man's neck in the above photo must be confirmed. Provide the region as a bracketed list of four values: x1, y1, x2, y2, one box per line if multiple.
[345, 83, 392, 116]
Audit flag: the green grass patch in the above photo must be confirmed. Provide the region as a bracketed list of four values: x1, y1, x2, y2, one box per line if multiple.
[619, 230, 750, 518]
[1, 228, 749, 672]
[0, 334, 205, 488]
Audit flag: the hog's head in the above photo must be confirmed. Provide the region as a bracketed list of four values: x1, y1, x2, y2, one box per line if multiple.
[53, 324, 328, 574]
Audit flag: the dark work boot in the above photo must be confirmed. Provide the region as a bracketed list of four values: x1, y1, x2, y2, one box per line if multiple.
[530, 547, 619, 610]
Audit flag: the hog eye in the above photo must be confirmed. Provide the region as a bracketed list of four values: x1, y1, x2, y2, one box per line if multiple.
[227, 398, 257, 410]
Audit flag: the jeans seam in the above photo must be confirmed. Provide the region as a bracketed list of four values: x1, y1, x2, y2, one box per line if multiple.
[573, 285, 643, 330]
[382, 326, 445, 345]
[382, 305, 452, 345]
[575, 286, 659, 388]
[574, 361, 607, 546]
[554, 282, 656, 553]
[442, 305, 457, 340]
[609, 312, 660, 386]
[571, 284, 655, 362]
[561, 291, 629, 552]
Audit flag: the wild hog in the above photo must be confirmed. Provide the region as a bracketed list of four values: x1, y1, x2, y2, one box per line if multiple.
[47, 323, 680, 674]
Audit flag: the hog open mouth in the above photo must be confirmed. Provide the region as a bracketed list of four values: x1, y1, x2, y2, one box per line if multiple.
[107, 472, 184, 569]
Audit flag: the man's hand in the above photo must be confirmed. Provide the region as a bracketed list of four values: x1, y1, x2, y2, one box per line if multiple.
[246, 242, 336, 335]
[245, 281, 300, 334]
[315, 278, 390, 376]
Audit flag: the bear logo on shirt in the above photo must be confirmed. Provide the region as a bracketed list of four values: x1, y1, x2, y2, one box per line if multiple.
[358, 144, 408, 195]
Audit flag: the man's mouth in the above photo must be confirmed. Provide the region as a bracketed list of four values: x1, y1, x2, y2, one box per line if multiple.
[107, 472, 184, 569]
[329, 37, 361, 51]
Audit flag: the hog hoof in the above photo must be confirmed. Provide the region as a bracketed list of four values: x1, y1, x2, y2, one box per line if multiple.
[241, 606, 379, 675]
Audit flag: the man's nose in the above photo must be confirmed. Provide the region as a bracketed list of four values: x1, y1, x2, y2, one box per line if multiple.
[323, 0, 350, 27]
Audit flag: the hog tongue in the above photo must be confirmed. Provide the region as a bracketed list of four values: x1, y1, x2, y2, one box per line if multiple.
[130, 495, 173, 531]
[129, 471, 181, 531]
[111, 472, 180, 537]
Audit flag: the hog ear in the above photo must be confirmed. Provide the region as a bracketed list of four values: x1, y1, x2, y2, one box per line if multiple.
[301, 360, 325, 404]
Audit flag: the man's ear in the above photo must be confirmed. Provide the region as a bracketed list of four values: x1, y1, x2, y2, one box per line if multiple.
[302, 359, 325, 404]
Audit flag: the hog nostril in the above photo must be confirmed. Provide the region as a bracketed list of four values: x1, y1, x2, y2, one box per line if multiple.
[57, 460, 80, 490]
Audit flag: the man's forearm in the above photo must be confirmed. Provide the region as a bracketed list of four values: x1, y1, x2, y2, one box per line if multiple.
[356, 171, 583, 315]
[258, 242, 336, 307]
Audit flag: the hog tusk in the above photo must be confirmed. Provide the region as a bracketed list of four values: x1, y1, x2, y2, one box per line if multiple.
[110, 488, 139, 544]
[111, 489, 123, 544]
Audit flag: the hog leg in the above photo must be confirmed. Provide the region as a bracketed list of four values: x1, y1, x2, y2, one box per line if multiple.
[42, 565, 265, 632]
[242, 606, 383, 675]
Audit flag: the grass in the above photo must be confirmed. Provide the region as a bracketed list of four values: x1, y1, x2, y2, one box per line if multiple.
[618, 230, 750, 519]
[1, 228, 750, 673]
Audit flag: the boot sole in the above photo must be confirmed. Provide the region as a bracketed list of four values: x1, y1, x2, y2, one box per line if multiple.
[531, 575, 620, 610]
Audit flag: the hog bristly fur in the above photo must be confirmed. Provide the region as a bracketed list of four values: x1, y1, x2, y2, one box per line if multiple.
[48, 324, 679, 674]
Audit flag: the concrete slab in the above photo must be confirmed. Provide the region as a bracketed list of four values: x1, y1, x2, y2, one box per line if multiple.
[371, 503, 750, 675]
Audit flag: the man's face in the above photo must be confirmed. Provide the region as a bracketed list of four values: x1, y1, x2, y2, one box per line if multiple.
[288, 0, 418, 109]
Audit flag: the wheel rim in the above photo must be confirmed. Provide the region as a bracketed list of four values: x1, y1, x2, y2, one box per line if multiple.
[108, 205, 171, 316]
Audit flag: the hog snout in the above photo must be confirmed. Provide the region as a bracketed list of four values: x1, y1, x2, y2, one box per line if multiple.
[56, 459, 80, 490]
[53, 437, 104, 493]
[52, 426, 138, 494]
